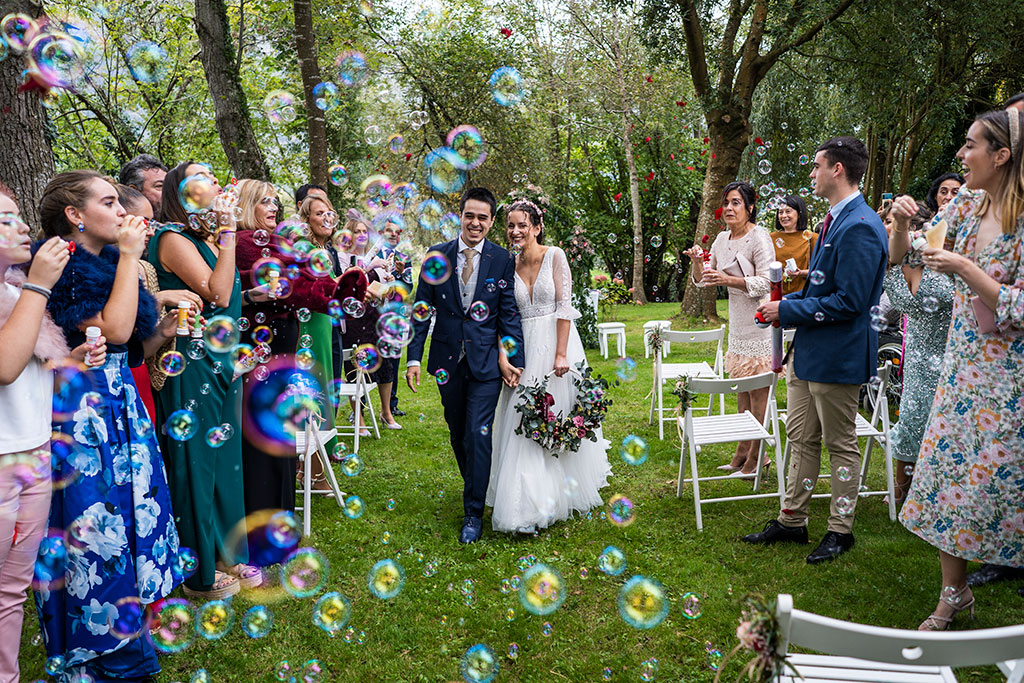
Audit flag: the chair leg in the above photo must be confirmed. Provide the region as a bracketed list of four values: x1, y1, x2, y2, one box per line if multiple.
[657, 386, 665, 440]
[618, 333, 625, 357]
[860, 435, 875, 491]
[313, 432, 345, 507]
[352, 397, 362, 454]
[599, 333, 607, 359]
[690, 442, 703, 532]
[302, 448, 312, 538]
[365, 390, 381, 438]
[676, 437, 686, 498]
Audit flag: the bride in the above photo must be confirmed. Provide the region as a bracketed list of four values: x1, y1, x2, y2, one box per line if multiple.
[486, 200, 611, 534]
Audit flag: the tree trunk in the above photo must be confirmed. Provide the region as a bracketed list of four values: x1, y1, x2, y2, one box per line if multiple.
[194, 0, 270, 181]
[0, 0, 54, 233]
[293, 0, 328, 187]
[679, 109, 748, 321]
[622, 122, 647, 304]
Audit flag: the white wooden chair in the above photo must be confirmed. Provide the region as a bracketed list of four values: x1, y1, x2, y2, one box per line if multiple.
[295, 411, 346, 538]
[774, 593, 1024, 682]
[677, 372, 784, 531]
[649, 326, 726, 439]
[780, 362, 896, 520]
[336, 346, 381, 454]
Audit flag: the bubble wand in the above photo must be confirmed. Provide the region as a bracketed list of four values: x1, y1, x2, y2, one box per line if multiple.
[754, 261, 785, 373]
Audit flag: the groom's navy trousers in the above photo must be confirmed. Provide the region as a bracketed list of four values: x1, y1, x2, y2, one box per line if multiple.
[437, 358, 504, 518]
[407, 238, 525, 519]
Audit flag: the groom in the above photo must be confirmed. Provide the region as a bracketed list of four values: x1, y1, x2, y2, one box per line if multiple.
[406, 187, 525, 543]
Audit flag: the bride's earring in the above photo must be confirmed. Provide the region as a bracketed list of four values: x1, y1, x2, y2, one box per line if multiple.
[77, 222, 85, 232]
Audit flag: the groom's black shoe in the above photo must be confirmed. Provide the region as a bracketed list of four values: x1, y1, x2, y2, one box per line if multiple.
[459, 516, 483, 544]
[742, 520, 808, 545]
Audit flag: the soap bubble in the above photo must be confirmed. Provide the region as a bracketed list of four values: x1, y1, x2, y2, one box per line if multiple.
[620, 435, 648, 465]
[178, 174, 217, 214]
[267, 510, 299, 548]
[607, 494, 635, 526]
[435, 368, 450, 385]
[1, 13, 36, 53]
[500, 335, 519, 357]
[836, 466, 853, 482]
[922, 295, 940, 313]
[387, 133, 405, 154]
[417, 199, 443, 230]
[45, 655, 65, 676]
[368, 559, 405, 599]
[312, 81, 340, 111]
[836, 496, 854, 516]
[27, 32, 84, 90]
[758, 159, 772, 174]
[157, 350, 185, 376]
[424, 147, 466, 194]
[364, 124, 384, 145]
[243, 359, 321, 456]
[280, 547, 329, 598]
[421, 251, 452, 284]
[650, 235, 663, 248]
[196, 599, 233, 640]
[335, 50, 368, 87]
[32, 529, 67, 591]
[615, 357, 637, 382]
[446, 125, 487, 170]
[110, 596, 147, 640]
[519, 563, 565, 615]
[343, 494, 364, 519]
[166, 409, 198, 441]
[814, 311, 825, 322]
[489, 66, 524, 106]
[204, 315, 239, 351]
[126, 41, 169, 83]
[263, 90, 296, 123]
[809, 270, 825, 286]
[618, 576, 669, 629]
[461, 644, 499, 683]
[312, 592, 351, 634]
[151, 599, 195, 653]
[469, 301, 489, 322]
[802, 478, 814, 490]
[274, 661, 291, 681]
[241, 605, 273, 638]
[597, 545, 627, 576]
[799, 154, 810, 165]
[680, 591, 703, 619]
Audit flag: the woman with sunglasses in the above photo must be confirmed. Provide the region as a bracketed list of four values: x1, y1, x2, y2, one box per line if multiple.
[233, 181, 366, 521]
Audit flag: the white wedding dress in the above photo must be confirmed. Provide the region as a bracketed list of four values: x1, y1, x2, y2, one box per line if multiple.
[485, 246, 612, 533]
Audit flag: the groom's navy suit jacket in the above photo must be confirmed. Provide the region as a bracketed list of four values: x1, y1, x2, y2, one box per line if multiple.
[779, 193, 888, 385]
[408, 237, 525, 379]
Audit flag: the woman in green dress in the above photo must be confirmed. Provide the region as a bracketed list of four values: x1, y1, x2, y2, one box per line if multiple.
[152, 161, 267, 599]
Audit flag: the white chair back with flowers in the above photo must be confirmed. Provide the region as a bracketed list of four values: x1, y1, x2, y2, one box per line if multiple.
[772, 593, 1024, 682]
[649, 326, 726, 440]
[676, 371, 783, 531]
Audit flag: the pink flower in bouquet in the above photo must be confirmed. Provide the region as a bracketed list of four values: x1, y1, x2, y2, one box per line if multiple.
[736, 620, 767, 653]
[576, 428, 587, 438]
[595, 274, 609, 283]
[546, 411, 556, 422]
[572, 415, 585, 427]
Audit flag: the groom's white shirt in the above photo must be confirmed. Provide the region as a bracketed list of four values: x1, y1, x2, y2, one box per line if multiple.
[407, 237, 484, 369]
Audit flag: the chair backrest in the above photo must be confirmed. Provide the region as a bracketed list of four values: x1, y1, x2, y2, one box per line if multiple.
[783, 328, 795, 344]
[775, 593, 1024, 670]
[866, 361, 891, 426]
[587, 289, 600, 315]
[655, 325, 725, 374]
[686, 371, 777, 396]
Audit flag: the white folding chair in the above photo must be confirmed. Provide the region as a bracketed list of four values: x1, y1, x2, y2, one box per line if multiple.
[780, 362, 896, 520]
[649, 326, 726, 439]
[336, 346, 381, 454]
[642, 320, 671, 358]
[295, 411, 346, 538]
[676, 372, 784, 531]
[774, 593, 1024, 682]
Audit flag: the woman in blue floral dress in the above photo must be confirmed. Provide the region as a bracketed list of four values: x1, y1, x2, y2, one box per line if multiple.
[32, 171, 182, 681]
[893, 110, 1024, 631]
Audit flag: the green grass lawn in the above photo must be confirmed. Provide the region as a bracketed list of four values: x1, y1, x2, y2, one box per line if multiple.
[20, 302, 1023, 682]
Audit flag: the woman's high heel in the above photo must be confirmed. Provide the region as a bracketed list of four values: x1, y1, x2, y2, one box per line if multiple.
[918, 585, 975, 631]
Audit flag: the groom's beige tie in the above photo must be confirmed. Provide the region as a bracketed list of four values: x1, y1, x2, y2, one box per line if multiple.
[461, 247, 476, 285]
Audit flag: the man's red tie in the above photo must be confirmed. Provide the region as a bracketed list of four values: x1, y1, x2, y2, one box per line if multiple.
[819, 211, 833, 243]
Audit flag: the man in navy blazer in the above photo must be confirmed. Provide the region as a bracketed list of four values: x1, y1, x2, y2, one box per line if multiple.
[406, 187, 525, 544]
[743, 137, 888, 564]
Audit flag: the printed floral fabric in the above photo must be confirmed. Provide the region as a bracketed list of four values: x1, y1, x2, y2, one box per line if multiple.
[35, 352, 180, 675]
[900, 189, 1024, 565]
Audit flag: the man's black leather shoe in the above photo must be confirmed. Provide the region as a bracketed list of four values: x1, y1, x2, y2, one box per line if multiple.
[742, 520, 809, 545]
[966, 563, 1024, 587]
[806, 531, 855, 564]
[459, 516, 483, 544]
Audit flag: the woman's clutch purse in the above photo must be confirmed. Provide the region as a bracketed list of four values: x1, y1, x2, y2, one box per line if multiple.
[720, 253, 755, 279]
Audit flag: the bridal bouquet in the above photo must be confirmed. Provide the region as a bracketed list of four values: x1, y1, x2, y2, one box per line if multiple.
[514, 362, 611, 455]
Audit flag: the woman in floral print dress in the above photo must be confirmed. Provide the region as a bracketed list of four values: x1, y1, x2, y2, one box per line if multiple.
[893, 109, 1024, 631]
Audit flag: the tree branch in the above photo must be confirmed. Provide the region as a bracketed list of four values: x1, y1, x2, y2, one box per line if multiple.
[672, 0, 709, 100]
[754, 0, 857, 76]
